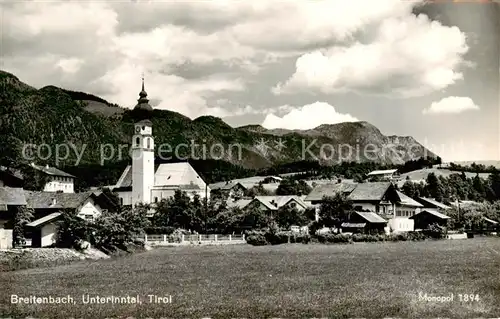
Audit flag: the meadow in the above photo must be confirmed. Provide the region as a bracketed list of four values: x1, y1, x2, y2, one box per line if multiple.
[1, 238, 500, 318]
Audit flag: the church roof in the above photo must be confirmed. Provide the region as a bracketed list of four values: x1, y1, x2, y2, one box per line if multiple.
[112, 162, 208, 191]
[134, 77, 153, 112]
[136, 119, 153, 126]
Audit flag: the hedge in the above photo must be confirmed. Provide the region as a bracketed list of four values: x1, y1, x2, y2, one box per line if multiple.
[246, 230, 433, 246]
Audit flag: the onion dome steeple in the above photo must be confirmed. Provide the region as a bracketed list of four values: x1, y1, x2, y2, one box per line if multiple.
[134, 74, 153, 112]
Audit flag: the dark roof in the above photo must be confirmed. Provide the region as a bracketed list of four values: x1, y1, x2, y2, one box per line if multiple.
[410, 209, 450, 220]
[355, 211, 387, 223]
[396, 191, 423, 207]
[209, 181, 246, 191]
[26, 212, 62, 228]
[30, 163, 74, 178]
[136, 119, 152, 125]
[349, 182, 392, 201]
[305, 182, 392, 202]
[0, 166, 24, 180]
[25, 191, 97, 209]
[0, 187, 27, 206]
[483, 217, 498, 225]
[417, 197, 451, 210]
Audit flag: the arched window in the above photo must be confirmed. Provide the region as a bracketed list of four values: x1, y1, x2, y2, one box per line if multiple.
[147, 138, 151, 149]
[136, 137, 140, 146]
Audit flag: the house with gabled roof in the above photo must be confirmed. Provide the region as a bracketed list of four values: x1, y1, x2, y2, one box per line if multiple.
[0, 186, 27, 229]
[367, 169, 399, 181]
[342, 211, 388, 234]
[305, 182, 423, 232]
[415, 197, 451, 210]
[23, 190, 118, 247]
[410, 209, 451, 230]
[0, 166, 24, 188]
[29, 163, 75, 193]
[209, 181, 247, 201]
[226, 195, 310, 214]
[25, 190, 116, 222]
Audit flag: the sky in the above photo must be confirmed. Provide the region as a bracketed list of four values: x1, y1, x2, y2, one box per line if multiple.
[1, 0, 499, 161]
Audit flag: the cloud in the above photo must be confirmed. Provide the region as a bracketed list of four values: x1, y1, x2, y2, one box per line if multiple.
[261, 102, 358, 130]
[423, 96, 480, 115]
[273, 13, 469, 98]
[0, 0, 473, 120]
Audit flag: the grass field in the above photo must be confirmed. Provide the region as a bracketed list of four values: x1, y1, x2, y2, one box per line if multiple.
[1, 238, 500, 318]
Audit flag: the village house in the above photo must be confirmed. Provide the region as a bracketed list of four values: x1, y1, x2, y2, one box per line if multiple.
[410, 209, 451, 230]
[0, 166, 24, 188]
[305, 182, 423, 233]
[415, 197, 451, 210]
[29, 163, 75, 193]
[226, 195, 310, 214]
[342, 211, 388, 234]
[209, 181, 246, 201]
[366, 169, 399, 181]
[24, 190, 117, 247]
[0, 186, 27, 249]
[111, 80, 209, 208]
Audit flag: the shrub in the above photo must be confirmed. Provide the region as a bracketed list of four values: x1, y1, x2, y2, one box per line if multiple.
[423, 223, 447, 239]
[386, 233, 409, 242]
[246, 234, 268, 246]
[350, 233, 385, 242]
[56, 212, 91, 250]
[407, 231, 426, 241]
[265, 231, 289, 245]
[290, 233, 311, 244]
[323, 233, 352, 244]
[144, 226, 176, 235]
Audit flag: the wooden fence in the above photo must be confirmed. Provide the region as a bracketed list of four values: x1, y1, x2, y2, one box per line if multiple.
[141, 234, 246, 246]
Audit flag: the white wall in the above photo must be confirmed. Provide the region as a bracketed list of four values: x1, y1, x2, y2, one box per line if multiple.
[388, 218, 415, 233]
[43, 176, 74, 193]
[0, 229, 12, 249]
[76, 198, 103, 222]
[117, 191, 133, 206]
[41, 223, 57, 247]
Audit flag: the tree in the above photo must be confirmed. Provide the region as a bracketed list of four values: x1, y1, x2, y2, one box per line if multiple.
[153, 190, 193, 230]
[275, 205, 308, 229]
[318, 194, 354, 231]
[245, 184, 272, 197]
[402, 181, 417, 198]
[241, 206, 273, 230]
[276, 178, 311, 195]
[425, 173, 444, 201]
[12, 206, 34, 248]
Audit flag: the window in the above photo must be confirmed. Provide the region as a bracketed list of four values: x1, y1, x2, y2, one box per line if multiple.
[136, 137, 140, 146]
[84, 214, 94, 221]
[119, 198, 123, 205]
[147, 138, 151, 149]
[154, 197, 158, 203]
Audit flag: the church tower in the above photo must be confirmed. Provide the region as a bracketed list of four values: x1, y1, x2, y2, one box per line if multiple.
[131, 76, 155, 207]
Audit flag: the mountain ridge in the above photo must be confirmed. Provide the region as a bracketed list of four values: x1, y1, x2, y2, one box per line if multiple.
[0, 70, 437, 170]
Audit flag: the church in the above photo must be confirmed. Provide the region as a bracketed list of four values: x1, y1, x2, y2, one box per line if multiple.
[112, 78, 210, 207]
